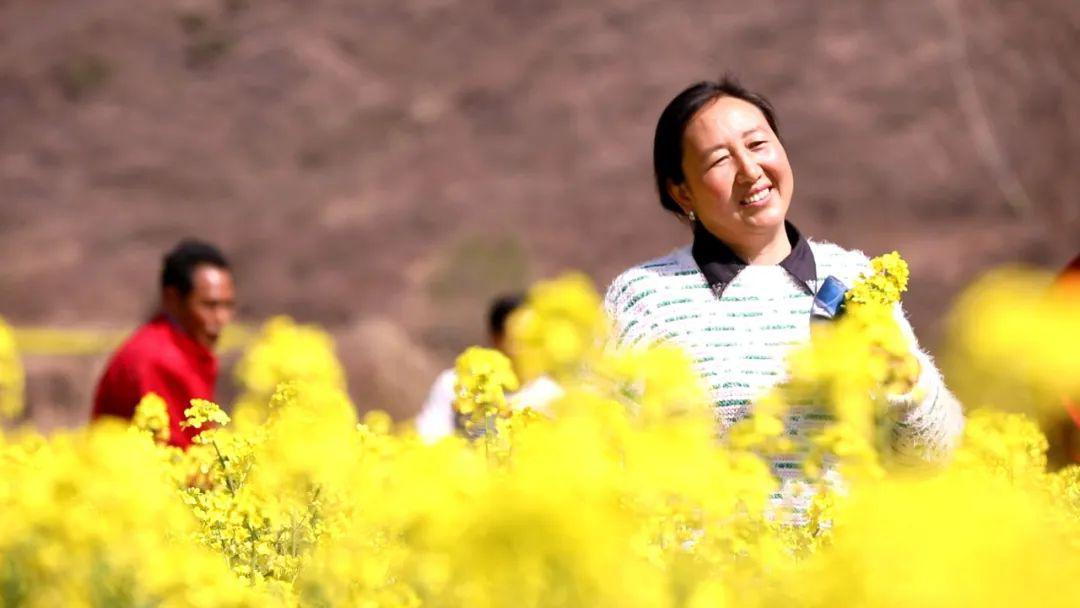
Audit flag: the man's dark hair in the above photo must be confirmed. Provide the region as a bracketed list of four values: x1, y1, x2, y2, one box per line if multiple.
[653, 76, 781, 217]
[161, 239, 230, 296]
[487, 293, 525, 339]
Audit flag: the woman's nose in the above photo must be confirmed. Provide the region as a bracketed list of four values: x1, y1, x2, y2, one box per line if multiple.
[734, 154, 763, 184]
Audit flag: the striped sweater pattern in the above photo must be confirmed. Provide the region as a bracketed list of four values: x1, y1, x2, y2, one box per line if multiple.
[603, 240, 964, 478]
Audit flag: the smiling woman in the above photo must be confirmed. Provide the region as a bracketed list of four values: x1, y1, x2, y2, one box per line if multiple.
[655, 80, 793, 264]
[604, 77, 964, 477]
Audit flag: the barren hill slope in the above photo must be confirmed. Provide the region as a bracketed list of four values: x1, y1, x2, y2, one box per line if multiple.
[1, 0, 1077, 420]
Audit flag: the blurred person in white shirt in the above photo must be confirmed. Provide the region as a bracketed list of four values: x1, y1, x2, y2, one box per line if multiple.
[415, 294, 562, 442]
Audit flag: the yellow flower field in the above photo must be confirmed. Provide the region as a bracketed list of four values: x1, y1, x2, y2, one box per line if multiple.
[1, 257, 1078, 607]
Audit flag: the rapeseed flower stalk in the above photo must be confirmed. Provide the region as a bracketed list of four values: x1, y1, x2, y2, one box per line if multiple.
[954, 408, 1049, 482]
[133, 392, 171, 444]
[592, 344, 712, 425]
[232, 316, 348, 428]
[506, 272, 608, 382]
[453, 346, 519, 420]
[183, 398, 233, 431]
[453, 346, 519, 457]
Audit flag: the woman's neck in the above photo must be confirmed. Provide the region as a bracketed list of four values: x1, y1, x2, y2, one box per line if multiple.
[730, 226, 791, 265]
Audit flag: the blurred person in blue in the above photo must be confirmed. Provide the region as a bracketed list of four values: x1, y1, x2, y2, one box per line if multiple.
[415, 293, 561, 442]
[603, 77, 963, 480]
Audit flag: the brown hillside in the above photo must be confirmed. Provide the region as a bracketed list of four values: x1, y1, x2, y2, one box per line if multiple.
[1, 0, 1077, 424]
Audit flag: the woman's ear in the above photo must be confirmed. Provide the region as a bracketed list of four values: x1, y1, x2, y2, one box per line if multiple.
[668, 180, 694, 216]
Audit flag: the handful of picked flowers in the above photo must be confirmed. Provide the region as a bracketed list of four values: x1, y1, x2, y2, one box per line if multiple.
[781, 251, 921, 479]
[845, 251, 910, 307]
[845, 250, 921, 397]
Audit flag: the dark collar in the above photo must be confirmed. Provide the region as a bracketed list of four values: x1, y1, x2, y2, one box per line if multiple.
[691, 221, 817, 298]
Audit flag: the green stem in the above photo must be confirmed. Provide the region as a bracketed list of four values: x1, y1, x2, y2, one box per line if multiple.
[210, 439, 259, 579]
[210, 439, 237, 495]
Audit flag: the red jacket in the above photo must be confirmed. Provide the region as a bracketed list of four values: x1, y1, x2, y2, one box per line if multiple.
[92, 314, 217, 448]
[1057, 254, 1080, 461]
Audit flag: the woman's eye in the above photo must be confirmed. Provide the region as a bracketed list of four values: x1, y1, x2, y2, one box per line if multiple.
[749, 140, 767, 149]
[710, 156, 730, 168]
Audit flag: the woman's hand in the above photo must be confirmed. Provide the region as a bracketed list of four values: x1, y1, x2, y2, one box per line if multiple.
[875, 345, 921, 397]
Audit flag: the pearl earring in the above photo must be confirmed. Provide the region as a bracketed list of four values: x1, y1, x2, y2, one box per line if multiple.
[688, 210, 697, 222]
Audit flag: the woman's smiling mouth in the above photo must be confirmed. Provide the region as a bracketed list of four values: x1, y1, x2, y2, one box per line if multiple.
[740, 185, 773, 206]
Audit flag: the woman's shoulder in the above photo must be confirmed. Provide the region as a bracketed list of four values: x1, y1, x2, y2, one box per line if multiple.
[809, 239, 873, 286]
[603, 246, 698, 314]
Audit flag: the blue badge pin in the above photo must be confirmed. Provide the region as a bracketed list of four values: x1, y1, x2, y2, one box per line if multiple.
[811, 275, 848, 320]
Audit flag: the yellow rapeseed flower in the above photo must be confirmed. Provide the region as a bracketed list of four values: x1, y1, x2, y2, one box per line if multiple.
[845, 250, 910, 307]
[182, 398, 232, 430]
[506, 272, 607, 382]
[132, 392, 171, 444]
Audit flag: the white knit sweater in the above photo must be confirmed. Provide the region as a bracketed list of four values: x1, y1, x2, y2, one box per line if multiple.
[603, 240, 964, 475]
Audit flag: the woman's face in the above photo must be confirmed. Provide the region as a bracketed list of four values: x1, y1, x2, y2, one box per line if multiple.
[671, 96, 793, 246]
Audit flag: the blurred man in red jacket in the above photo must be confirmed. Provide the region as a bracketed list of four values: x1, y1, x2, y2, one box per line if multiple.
[1056, 252, 1080, 465]
[92, 239, 236, 448]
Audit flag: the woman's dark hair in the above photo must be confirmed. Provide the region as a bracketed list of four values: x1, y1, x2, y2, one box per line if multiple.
[653, 76, 781, 217]
[161, 239, 230, 296]
[487, 293, 525, 339]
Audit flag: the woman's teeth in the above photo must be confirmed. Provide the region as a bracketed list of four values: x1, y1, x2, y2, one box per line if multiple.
[742, 188, 771, 205]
